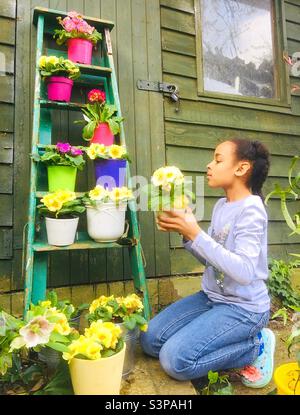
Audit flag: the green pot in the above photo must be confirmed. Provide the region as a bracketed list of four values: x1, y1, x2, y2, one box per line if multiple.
[47, 165, 77, 192]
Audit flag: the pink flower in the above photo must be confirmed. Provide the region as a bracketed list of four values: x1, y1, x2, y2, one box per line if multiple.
[86, 25, 95, 35]
[56, 142, 72, 153]
[68, 11, 81, 19]
[70, 147, 83, 156]
[63, 17, 76, 32]
[88, 89, 106, 103]
[77, 21, 90, 33]
[239, 365, 262, 382]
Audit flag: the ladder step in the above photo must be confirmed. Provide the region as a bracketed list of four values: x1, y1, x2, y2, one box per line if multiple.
[36, 191, 85, 198]
[33, 232, 133, 252]
[78, 64, 112, 77]
[40, 100, 84, 111]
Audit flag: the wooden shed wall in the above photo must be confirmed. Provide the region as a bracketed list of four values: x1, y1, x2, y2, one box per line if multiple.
[161, 0, 300, 275]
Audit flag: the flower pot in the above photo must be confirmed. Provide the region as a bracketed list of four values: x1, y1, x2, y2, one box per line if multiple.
[46, 76, 74, 102]
[116, 323, 139, 378]
[274, 362, 300, 395]
[69, 343, 126, 395]
[90, 123, 114, 146]
[47, 166, 77, 192]
[155, 209, 185, 231]
[70, 314, 81, 330]
[45, 216, 79, 246]
[86, 201, 127, 242]
[94, 159, 127, 190]
[67, 38, 93, 65]
[38, 347, 61, 373]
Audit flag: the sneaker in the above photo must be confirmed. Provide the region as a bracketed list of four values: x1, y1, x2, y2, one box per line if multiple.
[241, 328, 276, 388]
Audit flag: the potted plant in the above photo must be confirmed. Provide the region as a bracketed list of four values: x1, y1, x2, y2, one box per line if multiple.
[32, 142, 86, 192]
[85, 144, 130, 190]
[37, 190, 85, 246]
[39, 55, 80, 102]
[76, 89, 123, 145]
[143, 166, 195, 230]
[53, 11, 102, 65]
[63, 320, 126, 395]
[86, 293, 148, 377]
[82, 185, 134, 243]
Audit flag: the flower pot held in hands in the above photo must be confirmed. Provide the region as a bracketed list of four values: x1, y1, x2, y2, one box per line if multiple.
[155, 209, 186, 231]
[47, 166, 77, 192]
[86, 201, 127, 243]
[69, 343, 126, 395]
[67, 38, 93, 64]
[45, 216, 79, 246]
[90, 123, 114, 146]
[46, 76, 74, 102]
[94, 159, 127, 190]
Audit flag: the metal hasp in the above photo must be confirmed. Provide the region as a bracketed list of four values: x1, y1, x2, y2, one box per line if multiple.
[137, 80, 180, 110]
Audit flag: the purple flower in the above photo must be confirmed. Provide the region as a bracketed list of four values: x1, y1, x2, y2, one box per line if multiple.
[56, 142, 72, 153]
[70, 147, 83, 156]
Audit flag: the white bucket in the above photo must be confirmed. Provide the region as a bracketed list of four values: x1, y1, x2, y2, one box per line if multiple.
[86, 201, 127, 242]
[45, 216, 79, 246]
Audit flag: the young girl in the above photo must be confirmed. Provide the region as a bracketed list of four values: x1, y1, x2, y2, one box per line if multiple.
[140, 139, 276, 388]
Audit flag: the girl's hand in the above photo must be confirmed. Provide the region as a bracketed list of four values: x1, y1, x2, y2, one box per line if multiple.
[156, 208, 201, 241]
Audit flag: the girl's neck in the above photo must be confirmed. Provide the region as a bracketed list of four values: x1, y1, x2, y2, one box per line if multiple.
[224, 186, 252, 203]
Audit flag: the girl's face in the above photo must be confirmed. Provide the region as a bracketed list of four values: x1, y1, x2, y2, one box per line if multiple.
[206, 141, 250, 189]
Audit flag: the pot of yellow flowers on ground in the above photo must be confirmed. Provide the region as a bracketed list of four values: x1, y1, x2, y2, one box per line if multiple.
[86, 293, 148, 377]
[82, 185, 134, 242]
[63, 320, 126, 395]
[143, 166, 195, 230]
[37, 190, 85, 246]
[39, 55, 80, 102]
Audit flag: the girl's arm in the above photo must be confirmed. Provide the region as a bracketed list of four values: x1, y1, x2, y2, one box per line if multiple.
[157, 204, 267, 286]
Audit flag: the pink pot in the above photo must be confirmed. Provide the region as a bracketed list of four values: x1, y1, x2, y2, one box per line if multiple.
[67, 38, 93, 65]
[47, 76, 74, 102]
[90, 123, 114, 145]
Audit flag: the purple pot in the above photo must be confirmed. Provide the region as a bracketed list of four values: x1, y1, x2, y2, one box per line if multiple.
[94, 159, 127, 190]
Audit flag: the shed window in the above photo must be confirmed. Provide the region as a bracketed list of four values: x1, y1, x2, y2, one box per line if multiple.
[200, 0, 276, 99]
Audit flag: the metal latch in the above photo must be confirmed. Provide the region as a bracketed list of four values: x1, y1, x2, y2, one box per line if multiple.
[137, 80, 180, 111]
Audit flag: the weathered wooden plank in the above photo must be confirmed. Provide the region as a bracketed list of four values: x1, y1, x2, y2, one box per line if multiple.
[0, 17, 15, 45]
[0, 230, 12, 259]
[160, 0, 195, 14]
[0, 103, 14, 132]
[286, 20, 300, 42]
[146, 0, 171, 276]
[166, 145, 300, 178]
[161, 29, 195, 57]
[170, 248, 204, 274]
[164, 100, 300, 136]
[0, 165, 13, 193]
[0, 195, 13, 226]
[0, 132, 13, 163]
[0, 44, 14, 74]
[0, 75, 14, 103]
[101, 0, 118, 79]
[0, 0, 16, 18]
[161, 7, 195, 35]
[288, 39, 300, 55]
[0, 260, 12, 290]
[285, 2, 300, 25]
[163, 51, 197, 78]
[165, 121, 300, 157]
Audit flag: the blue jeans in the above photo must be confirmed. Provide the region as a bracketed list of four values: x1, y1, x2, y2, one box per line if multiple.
[140, 291, 270, 381]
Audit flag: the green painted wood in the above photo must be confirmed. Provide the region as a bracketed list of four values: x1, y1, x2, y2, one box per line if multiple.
[0, 75, 14, 103]
[0, 195, 13, 226]
[0, 165, 13, 193]
[161, 6, 195, 35]
[162, 29, 196, 57]
[0, 229, 12, 259]
[285, 2, 300, 24]
[164, 100, 300, 136]
[0, 134, 13, 163]
[160, 0, 195, 14]
[31, 253, 48, 304]
[0, 0, 16, 18]
[0, 17, 15, 45]
[286, 21, 300, 42]
[0, 104, 14, 132]
[0, 44, 14, 74]
[288, 39, 300, 55]
[163, 51, 197, 78]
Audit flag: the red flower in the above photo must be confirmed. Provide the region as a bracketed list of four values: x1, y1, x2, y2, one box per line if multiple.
[88, 89, 106, 103]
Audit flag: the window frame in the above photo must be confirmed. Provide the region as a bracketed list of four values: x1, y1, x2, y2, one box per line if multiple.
[194, 0, 291, 109]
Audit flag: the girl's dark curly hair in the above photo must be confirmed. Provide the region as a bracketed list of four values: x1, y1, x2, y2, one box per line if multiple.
[229, 138, 270, 202]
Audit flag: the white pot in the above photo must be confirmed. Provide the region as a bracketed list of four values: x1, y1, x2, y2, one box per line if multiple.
[87, 201, 127, 242]
[45, 216, 79, 246]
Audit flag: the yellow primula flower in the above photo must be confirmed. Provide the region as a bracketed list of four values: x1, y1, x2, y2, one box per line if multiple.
[120, 187, 133, 200]
[140, 324, 148, 332]
[173, 195, 189, 209]
[42, 197, 63, 212]
[55, 190, 76, 204]
[109, 188, 122, 202]
[87, 146, 97, 160]
[47, 56, 59, 66]
[89, 185, 106, 201]
[151, 167, 167, 188]
[108, 145, 126, 159]
[39, 56, 47, 68]
[40, 300, 51, 308]
[121, 293, 144, 313]
[93, 143, 107, 157]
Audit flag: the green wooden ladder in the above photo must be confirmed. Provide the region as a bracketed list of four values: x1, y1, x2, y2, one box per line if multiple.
[23, 7, 151, 320]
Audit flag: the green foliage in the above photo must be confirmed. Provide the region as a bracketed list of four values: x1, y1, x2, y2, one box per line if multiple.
[267, 258, 300, 309]
[34, 360, 74, 395]
[199, 370, 234, 395]
[271, 307, 289, 326]
[37, 196, 86, 219]
[32, 145, 86, 170]
[39, 56, 81, 80]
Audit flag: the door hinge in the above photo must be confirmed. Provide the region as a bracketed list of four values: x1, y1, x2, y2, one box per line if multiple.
[137, 80, 180, 111]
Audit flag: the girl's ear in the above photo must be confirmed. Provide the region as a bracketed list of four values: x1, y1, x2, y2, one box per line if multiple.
[234, 160, 252, 177]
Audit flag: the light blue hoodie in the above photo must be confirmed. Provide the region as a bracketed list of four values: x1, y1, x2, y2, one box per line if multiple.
[183, 195, 270, 313]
